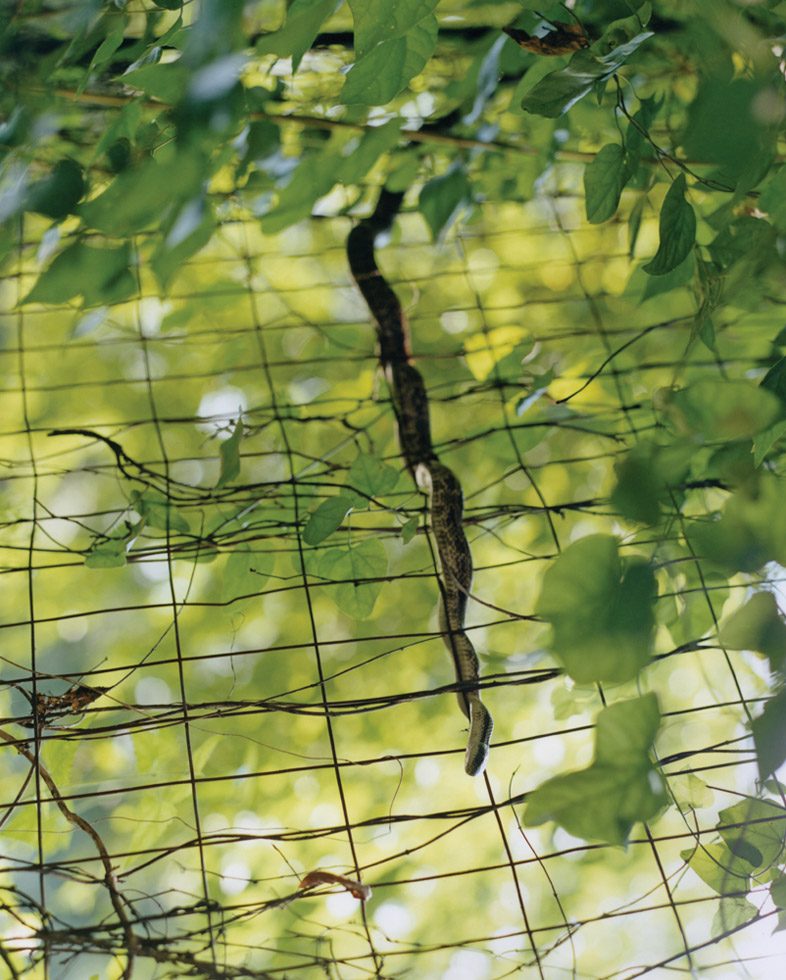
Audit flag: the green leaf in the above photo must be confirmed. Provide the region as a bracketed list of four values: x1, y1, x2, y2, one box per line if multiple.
[122, 62, 190, 103]
[584, 143, 626, 223]
[346, 453, 399, 500]
[523, 695, 666, 844]
[260, 150, 342, 234]
[24, 242, 135, 307]
[752, 691, 786, 780]
[337, 119, 403, 185]
[684, 78, 775, 186]
[216, 419, 243, 488]
[718, 797, 786, 870]
[771, 874, 786, 910]
[536, 535, 656, 683]
[681, 841, 755, 895]
[419, 167, 472, 241]
[23, 159, 85, 219]
[720, 593, 786, 671]
[643, 174, 696, 276]
[88, 18, 126, 75]
[753, 420, 786, 467]
[659, 380, 780, 443]
[221, 548, 275, 603]
[85, 537, 129, 569]
[761, 357, 786, 405]
[623, 96, 660, 177]
[594, 694, 661, 766]
[79, 153, 204, 236]
[641, 251, 694, 302]
[303, 495, 354, 546]
[760, 167, 786, 233]
[256, 0, 339, 72]
[341, 14, 438, 106]
[401, 516, 418, 544]
[130, 491, 190, 533]
[84, 520, 143, 569]
[348, 0, 438, 58]
[151, 198, 215, 289]
[712, 897, 758, 936]
[317, 539, 388, 619]
[611, 440, 692, 525]
[687, 474, 786, 572]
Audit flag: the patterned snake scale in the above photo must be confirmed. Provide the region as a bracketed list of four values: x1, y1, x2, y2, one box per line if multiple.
[347, 188, 493, 776]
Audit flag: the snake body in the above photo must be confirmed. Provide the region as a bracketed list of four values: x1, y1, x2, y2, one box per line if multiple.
[347, 189, 493, 776]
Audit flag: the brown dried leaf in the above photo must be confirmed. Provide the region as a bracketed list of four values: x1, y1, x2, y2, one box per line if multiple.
[503, 22, 589, 56]
[298, 870, 372, 901]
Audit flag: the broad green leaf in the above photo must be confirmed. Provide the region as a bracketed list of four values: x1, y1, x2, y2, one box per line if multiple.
[341, 15, 438, 106]
[760, 167, 786, 233]
[84, 520, 143, 569]
[419, 167, 472, 241]
[680, 841, 755, 895]
[122, 62, 190, 103]
[584, 143, 626, 224]
[753, 691, 786, 780]
[401, 516, 418, 544]
[623, 96, 660, 178]
[611, 440, 692, 525]
[88, 18, 126, 75]
[348, 0, 438, 58]
[684, 78, 775, 185]
[94, 102, 142, 161]
[712, 897, 758, 936]
[346, 454, 398, 500]
[761, 357, 786, 404]
[24, 159, 85, 219]
[687, 475, 786, 572]
[719, 593, 786, 670]
[594, 694, 661, 767]
[522, 7, 653, 117]
[643, 174, 696, 276]
[79, 153, 204, 236]
[256, 0, 339, 71]
[151, 198, 215, 289]
[753, 420, 786, 467]
[85, 537, 129, 569]
[303, 495, 354, 546]
[317, 539, 388, 619]
[24, 242, 135, 306]
[536, 535, 656, 683]
[671, 774, 714, 813]
[523, 695, 666, 844]
[771, 874, 786, 909]
[221, 548, 275, 603]
[718, 798, 786, 870]
[658, 380, 780, 443]
[337, 119, 403, 185]
[130, 490, 190, 533]
[216, 419, 243, 488]
[641, 251, 694, 302]
[260, 150, 342, 234]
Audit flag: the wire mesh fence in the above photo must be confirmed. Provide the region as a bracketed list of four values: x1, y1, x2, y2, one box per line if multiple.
[1, 164, 785, 978]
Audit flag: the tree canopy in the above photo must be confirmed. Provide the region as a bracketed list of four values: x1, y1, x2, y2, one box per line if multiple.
[1, 1, 786, 977]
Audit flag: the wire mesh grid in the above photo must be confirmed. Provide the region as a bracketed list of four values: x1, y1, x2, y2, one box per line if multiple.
[0, 170, 785, 979]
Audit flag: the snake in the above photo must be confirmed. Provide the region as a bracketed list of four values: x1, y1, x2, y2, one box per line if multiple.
[347, 188, 493, 777]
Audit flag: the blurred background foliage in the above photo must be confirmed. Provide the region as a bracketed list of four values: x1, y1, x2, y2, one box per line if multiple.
[1, 0, 786, 977]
